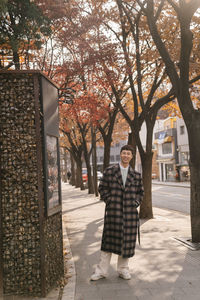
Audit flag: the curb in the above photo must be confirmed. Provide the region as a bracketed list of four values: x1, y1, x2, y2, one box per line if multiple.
[152, 181, 190, 188]
[62, 232, 76, 300]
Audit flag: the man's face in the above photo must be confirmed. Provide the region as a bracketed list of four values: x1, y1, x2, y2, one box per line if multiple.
[120, 150, 133, 166]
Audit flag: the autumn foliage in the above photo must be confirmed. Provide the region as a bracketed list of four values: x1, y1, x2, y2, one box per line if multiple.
[1, 1, 200, 223]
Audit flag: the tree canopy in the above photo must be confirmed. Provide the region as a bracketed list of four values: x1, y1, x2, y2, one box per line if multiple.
[0, 0, 51, 69]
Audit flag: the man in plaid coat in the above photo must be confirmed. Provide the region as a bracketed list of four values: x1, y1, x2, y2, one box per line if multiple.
[91, 145, 144, 281]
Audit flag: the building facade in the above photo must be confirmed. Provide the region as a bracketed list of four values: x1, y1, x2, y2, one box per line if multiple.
[176, 118, 190, 181]
[154, 117, 190, 182]
[86, 117, 190, 183]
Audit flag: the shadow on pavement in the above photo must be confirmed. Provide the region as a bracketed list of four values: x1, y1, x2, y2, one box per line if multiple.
[62, 183, 200, 300]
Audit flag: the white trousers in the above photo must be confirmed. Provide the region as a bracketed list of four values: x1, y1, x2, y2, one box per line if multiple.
[94, 251, 129, 277]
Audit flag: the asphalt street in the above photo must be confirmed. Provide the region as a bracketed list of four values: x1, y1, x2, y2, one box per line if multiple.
[152, 184, 190, 215]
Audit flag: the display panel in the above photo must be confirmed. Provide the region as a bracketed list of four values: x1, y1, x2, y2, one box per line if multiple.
[46, 135, 60, 211]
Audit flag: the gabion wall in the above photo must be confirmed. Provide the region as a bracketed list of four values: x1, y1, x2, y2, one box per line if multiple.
[0, 71, 64, 296]
[44, 212, 64, 292]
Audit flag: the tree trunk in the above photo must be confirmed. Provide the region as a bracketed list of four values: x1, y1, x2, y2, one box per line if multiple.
[13, 50, 20, 70]
[187, 118, 200, 242]
[81, 130, 94, 194]
[70, 153, 75, 186]
[83, 147, 94, 194]
[63, 150, 68, 183]
[91, 127, 98, 197]
[190, 160, 200, 242]
[87, 164, 94, 194]
[75, 160, 84, 190]
[83, 149, 94, 194]
[128, 132, 136, 169]
[101, 108, 118, 171]
[103, 137, 112, 170]
[139, 151, 153, 219]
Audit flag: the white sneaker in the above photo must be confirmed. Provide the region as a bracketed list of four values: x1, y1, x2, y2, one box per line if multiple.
[90, 273, 105, 281]
[119, 272, 131, 280]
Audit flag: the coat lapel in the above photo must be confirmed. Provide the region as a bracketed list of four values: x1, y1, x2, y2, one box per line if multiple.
[113, 164, 124, 188]
[125, 166, 136, 188]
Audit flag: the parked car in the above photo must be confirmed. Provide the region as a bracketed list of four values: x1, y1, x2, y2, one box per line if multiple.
[82, 168, 88, 183]
[82, 169, 102, 182]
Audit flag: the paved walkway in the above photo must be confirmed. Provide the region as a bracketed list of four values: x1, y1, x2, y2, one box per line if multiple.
[2, 180, 197, 300]
[61, 182, 200, 300]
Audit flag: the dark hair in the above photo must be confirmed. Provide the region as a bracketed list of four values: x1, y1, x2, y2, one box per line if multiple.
[120, 144, 134, 155]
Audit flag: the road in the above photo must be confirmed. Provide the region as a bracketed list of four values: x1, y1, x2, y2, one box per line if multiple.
[152, 184, 190, 215]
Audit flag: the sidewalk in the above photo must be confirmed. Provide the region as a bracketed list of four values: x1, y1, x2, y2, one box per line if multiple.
[61, 182, 200, 300]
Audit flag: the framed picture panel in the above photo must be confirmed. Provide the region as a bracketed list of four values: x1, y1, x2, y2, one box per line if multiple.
[46, 135, 60, 208]
[45, 134, 62, 216]
[40, 75, 62, 216]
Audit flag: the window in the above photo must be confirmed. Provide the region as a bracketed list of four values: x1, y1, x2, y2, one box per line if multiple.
[180, 125, 185, 135]
[165, 164, 174, 180]
[180, 152, 189, 164]
[162, 142, 172, 154]
[100, 156, 104, 162]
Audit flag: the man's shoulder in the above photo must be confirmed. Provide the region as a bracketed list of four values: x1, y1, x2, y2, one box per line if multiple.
[134, 170, 142, 176]
[129, 168, 142, 178]
[104, 164, 119, 173]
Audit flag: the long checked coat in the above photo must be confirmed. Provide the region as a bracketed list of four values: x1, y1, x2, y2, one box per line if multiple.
[98, 164, 144, 258]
